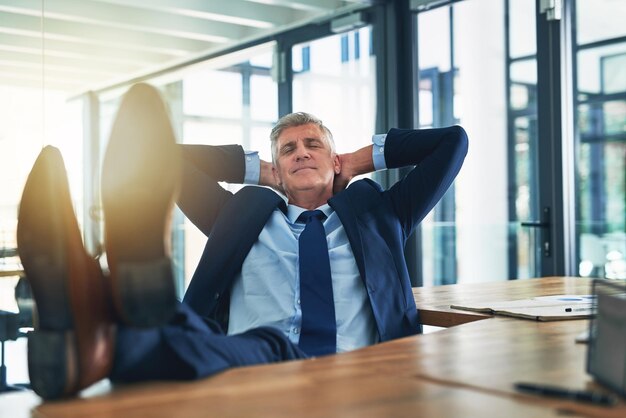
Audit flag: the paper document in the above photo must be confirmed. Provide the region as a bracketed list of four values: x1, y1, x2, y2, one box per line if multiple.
[450, 295, 595, 321]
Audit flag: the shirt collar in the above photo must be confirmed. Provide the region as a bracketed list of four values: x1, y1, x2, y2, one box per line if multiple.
[286, 203, 332, 224]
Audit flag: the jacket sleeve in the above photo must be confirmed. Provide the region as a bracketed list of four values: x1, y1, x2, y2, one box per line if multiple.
[180, 144, 245, 183]
[176, 144, 246, 236]
[383, 126, 469, 238]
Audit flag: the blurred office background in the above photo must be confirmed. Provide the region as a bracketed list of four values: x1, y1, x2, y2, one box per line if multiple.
[0, 0, 624, 326]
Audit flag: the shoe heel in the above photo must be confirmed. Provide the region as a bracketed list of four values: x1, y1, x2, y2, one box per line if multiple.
[22, 257, 73, 331]
[28, 330, 77, 400]
[117, 257, 177, 327]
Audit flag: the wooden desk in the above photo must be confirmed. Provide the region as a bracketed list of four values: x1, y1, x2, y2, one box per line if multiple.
[0, 270, 22, 278]
[413, 276, 593, 327]
[1, 277, 624, 418]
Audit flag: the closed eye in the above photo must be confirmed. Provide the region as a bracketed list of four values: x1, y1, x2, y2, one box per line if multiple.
[305, 138, 323, 148]
[280, 144, 295, 155]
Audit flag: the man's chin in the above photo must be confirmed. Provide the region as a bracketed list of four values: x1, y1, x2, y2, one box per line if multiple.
[284, 181, 325, 194]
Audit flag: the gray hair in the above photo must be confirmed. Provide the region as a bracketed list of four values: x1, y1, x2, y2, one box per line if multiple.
[270, 112, 335, 163]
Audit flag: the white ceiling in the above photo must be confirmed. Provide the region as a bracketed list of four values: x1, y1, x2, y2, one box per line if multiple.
[0, 0, 372, 94]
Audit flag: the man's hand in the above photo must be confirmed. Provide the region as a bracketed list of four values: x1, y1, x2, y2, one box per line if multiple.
[259, 160, 285, 194]
[332, 145, 375, 195]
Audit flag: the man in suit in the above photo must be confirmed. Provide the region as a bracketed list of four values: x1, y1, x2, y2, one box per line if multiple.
[18, 83, 467, 399]
[179, 112, 468, 355]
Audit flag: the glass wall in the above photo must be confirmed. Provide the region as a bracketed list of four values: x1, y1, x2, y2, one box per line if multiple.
[292, 26, 376, 154]
[415, 5, 461, 285]
[508, 0, 539, 279]
[573, 0, 626, 279]
[0, 88, 83, 297]
[415, 0, 539, 285]
[415, 0, 626, 283]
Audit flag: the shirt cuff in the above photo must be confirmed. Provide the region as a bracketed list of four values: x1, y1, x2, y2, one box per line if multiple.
[243, 150, 260, 184]
[372, 134, 387, 171]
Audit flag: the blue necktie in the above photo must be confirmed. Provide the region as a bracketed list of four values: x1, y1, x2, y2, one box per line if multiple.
[297, 210, 336, 356]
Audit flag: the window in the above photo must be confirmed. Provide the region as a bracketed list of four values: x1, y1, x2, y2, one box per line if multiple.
[415, 0, 538, 284]
[573, 0, 626, 279]
[292, 27, 376, 155]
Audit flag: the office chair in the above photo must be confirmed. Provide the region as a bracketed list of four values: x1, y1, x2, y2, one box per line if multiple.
[0, 276, 32, 393]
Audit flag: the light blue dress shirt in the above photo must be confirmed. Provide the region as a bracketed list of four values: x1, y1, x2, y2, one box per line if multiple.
[228, 135, 387, 353]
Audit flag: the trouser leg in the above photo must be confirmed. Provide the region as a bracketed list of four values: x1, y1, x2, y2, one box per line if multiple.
[110, 302, 306, 382]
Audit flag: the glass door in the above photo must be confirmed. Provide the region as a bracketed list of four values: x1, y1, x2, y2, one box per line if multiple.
[414, 0, 540, 284]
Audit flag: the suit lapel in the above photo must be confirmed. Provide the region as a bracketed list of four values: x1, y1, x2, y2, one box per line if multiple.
[328, 193, 367, 284]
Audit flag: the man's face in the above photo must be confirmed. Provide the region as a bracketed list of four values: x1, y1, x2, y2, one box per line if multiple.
[272, 123, 340, 198]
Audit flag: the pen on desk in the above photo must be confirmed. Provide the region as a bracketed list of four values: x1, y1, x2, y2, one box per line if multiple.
[514, 382, 617, 406]
[564, 307, 593, 312]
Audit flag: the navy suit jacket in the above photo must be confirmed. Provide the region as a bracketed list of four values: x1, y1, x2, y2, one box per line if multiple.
[180, 126, 468, 343]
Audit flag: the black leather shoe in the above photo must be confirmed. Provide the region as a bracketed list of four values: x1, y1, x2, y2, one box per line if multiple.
[17, 146, 115, 399]
[102, 83, 180, 328]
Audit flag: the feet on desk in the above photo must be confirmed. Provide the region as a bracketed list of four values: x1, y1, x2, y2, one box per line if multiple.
[17, 83, 181, 399]
[17, 146, 115, 400]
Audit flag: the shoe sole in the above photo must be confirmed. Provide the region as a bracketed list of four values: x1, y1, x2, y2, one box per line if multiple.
[28, 330, 76, 399]
[102, 83, 179, 328]
[17, 146, 80, 398]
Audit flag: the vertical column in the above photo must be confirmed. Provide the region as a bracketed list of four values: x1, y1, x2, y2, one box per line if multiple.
[372, 0, 422, 286]
[82, 92, 101, 256]
[163, 81, 186, 297]
[535, 0, 576, 276]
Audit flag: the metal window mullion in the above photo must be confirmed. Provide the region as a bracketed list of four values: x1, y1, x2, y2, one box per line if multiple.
[535, 0, 576, 276]
[505, 0, 519, 279]
[373, 0, 422, 286]
[277, 42, 293, 117]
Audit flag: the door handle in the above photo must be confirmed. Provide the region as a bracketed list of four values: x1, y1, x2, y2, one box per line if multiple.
[520, 221, 549, 228]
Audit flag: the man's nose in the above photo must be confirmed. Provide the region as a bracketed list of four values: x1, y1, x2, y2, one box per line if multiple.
[295, 145, 310, 160]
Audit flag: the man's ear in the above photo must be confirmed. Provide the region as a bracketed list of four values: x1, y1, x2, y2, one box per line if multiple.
[272, 164, 282, 186]
[333, 153, 341, 175]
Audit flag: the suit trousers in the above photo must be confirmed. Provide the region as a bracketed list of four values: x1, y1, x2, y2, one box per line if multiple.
[110, 302, 306, 382]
